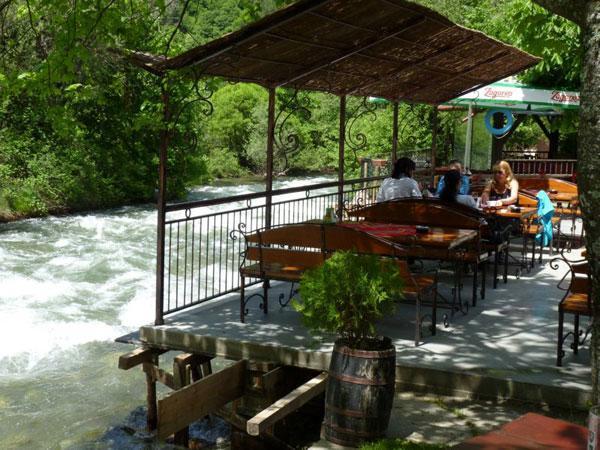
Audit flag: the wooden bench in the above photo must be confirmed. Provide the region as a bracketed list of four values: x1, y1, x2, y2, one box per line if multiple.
[239, 223, 438, 346]
[552, 257, 590, 366]
[347, 198, 490, 306]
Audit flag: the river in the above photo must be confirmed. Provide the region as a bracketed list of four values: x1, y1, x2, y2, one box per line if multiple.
[0, 177, 331, 449]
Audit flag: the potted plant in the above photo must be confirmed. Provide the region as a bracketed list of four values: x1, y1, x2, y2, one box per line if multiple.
[293, 251, 403, 448]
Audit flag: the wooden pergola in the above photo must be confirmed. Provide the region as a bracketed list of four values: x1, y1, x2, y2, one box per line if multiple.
[120, 0, 539, 324]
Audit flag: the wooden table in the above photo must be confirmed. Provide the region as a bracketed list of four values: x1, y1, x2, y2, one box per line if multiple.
[483, 206, 536, 220]
[339, 222, 477, 253]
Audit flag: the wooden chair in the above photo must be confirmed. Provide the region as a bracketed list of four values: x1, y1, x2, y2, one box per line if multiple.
[551, 257, 591, 366]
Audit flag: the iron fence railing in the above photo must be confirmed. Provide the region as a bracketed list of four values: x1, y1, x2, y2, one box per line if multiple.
[506, 159, 576, 177]
[159, 176, 384, 320]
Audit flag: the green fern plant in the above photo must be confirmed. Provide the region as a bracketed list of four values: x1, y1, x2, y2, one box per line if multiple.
[294, 251, 403, 350]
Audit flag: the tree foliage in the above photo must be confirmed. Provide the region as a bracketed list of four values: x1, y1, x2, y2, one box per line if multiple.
[0, 0, 584, 218]
[294, 251, 402, 349]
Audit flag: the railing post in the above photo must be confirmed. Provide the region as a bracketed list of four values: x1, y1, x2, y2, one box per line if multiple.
[338, 95, 346, 220]
[392, 101, 399, 163]
[265, 87, 275, 229]
[156, 79, 170, 326]
[430, 105, 438, 186]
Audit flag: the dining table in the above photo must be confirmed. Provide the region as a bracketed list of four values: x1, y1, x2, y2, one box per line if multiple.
[339, 221, 478, 257]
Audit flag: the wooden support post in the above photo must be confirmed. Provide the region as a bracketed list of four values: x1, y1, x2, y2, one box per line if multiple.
[430, 105, 438, 186]
[338, 95, 346, 220]
[172, 355, 191, 447]
[145, 354, 159, 431]
[156, 80, 171, 326]
[265, 87, 275, 230]
[246, 372, 327, 436]
[464, 103, 473, 169]
[392, 101, 399, 163]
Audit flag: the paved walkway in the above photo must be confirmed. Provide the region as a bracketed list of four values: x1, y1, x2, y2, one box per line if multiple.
[140, 248, 591, 407]
[309, 392, 588, 449]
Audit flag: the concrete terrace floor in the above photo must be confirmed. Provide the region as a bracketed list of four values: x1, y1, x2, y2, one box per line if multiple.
[140, 247, 591, 408]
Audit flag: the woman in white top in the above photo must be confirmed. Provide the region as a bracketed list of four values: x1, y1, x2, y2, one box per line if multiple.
[376, 157, 422, 202]
[439, 170, 477, 209]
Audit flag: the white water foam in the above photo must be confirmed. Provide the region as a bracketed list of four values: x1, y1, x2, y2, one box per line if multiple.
[0, 177, 331, 375]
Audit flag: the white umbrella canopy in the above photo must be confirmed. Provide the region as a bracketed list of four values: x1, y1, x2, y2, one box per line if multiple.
[447, 77, 580, 112]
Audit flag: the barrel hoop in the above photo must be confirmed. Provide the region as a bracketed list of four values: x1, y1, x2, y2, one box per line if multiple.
[324, 421, 385, 438]
[335, 344, 396, 359]
[325, 403, 369, 418]
[328, 370, 391, 386]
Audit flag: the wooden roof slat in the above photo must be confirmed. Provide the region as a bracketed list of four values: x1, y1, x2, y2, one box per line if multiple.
[126, 0, 539, 105]
[277, 14, 427, 88]
[264, 31, 346, 52]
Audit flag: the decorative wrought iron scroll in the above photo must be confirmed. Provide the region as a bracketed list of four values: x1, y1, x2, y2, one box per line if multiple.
[274, 89, 312, 174]
[168, 68, 215, 154]
[344, 96, 379, 169]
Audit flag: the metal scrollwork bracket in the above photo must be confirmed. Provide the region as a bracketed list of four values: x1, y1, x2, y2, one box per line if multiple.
[274, 89, 312, 174]
[344, 96, 379, 169]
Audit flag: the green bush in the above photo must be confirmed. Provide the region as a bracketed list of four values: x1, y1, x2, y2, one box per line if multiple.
[294, 251, 402, 349]
[360, 438, 449, 450]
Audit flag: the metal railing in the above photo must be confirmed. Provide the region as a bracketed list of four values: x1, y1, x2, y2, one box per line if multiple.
[158, 176, 384, 321]
[506, 159, 576, 177]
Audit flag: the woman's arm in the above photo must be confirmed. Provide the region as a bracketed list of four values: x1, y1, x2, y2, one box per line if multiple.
[481, 181, 492, 203]
[501, 179, 519, 206]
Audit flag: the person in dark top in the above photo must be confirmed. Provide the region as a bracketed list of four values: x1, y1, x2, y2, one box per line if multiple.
[439, 170, 477, 209]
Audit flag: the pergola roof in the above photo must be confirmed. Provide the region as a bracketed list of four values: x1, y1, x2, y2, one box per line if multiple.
[127, 0, 539, 105]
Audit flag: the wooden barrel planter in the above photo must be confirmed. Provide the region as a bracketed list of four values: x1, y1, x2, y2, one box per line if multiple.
[323, 338, 396, 447]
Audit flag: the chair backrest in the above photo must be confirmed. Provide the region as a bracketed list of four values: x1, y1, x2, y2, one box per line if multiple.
[245, 223, 323, 248]
[518, 192, 538, 207]
[245, 224, 325, 269]
[519, 177, 578, 194]
[347, 198, 481, 230]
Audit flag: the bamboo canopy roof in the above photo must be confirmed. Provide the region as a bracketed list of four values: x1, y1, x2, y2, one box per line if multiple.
[126, 0, 539, 104]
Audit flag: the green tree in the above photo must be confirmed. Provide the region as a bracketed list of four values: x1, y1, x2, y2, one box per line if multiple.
[530, 0, 600, 403]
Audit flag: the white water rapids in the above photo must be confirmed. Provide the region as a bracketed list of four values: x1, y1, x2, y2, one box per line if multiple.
[0, 177, 331, 449]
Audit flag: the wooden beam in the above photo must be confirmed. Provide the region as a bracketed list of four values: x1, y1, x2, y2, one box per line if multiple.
[119, 347, 167, 370]
[533, 114, 552, 139]
[143, 362, 176, 390]
[157, 360, 246, 440]
[246, 372, 327, 436]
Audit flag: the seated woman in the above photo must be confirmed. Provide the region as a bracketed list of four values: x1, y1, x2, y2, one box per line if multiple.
[376, 157, 422, 202]
[439, 170, 477, 209]
[481, 160, 519, 206]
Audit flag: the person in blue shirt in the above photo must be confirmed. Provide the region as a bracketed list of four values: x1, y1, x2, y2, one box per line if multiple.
[439, 170, 477, 209]
[436, 159, 470, 196]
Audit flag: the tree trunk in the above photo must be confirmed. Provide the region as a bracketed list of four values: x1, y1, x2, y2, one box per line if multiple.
[577, 3, 600, 404]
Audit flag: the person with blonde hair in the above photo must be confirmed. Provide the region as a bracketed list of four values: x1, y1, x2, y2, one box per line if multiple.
[481, 160, 519, 206]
